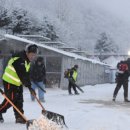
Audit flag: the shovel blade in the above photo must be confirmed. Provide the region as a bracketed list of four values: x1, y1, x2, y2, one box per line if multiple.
[42, 110, 68, 128]
[26, 119, 35, 130]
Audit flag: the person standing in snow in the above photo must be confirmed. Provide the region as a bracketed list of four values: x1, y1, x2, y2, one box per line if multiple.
[112, 60, 130, 102]
[0, 44, 38, 124]
[126, 58, 130, 72]
[30, 56, 46, 102]
[68, 64, 79, 95]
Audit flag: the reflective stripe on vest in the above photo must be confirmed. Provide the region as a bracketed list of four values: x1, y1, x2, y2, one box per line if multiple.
[2, 57, 30, 86]
[73, 70, 78, 81]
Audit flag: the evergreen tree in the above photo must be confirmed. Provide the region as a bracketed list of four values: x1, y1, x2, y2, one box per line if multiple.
[94, 32, 118, 60]
[8, 8, 32, 34]
[0, 6, 10, 27]
[40, 17, 59, 41]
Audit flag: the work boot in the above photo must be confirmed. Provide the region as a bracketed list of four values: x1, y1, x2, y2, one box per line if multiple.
[69, 92, 72, 95]
[16, 117, 26, 124]
[112, 98, 115, 102]
[112, 97, 116, 102]
[0, 113, 4, 123]
[75, 92, 79, 95]
[124, 98, 130, 102]
[112, 95, 116, 102]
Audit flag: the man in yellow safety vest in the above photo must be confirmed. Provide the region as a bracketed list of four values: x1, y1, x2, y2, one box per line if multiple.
[0, 44, 38, 124]
[68, 64, 79, 95]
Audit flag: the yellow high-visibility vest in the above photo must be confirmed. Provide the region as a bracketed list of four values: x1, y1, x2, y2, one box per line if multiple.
[68, 69, 78, 81]
[72, 70, 78, 81]
[2, 57, 30, 86]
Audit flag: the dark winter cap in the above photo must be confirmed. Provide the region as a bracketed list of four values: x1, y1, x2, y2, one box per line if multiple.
[25, 44, 38, 54]
[74, 64, 78, 68]
[37, 57, 43, 62]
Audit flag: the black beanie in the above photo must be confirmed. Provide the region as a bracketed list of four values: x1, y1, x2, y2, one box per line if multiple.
[25, 44, 38, 54]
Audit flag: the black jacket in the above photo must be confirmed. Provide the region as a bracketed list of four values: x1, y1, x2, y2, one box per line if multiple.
[116, 61, 129, 81]
[126, 58, 130, 73]
[30, 60, 46, 83]
[68, 67, 78, 82]
[11, 51, 31, 88]
[69, 67, 75, 78]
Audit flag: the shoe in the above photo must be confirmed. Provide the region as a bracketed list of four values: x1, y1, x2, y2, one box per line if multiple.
[112, 97, 116, 102]
[124, 99, 130, 102]
[112, 99, 115, 101]
[16, 117, 26, 124]
[31, 98, 35, 101]
[75, 92, 79, 95]
[0, 113, 4, 123]
[40, 99, 45, 102]
[112, 95, 116, 102]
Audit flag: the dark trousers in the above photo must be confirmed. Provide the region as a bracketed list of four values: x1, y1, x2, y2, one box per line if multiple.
[113, 80, 128, 99]
[68, 81, 78, 94]
[0, 81, 24, 119]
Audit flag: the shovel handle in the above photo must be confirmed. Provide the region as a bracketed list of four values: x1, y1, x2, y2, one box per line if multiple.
[33, 82, 46, 93]
[32, 93, 46, 112]
[0, 88, 28, 122]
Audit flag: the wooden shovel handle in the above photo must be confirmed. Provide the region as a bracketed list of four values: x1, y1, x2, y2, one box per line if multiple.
[32, 93, 46, 112]
[2, 94, 28, 122]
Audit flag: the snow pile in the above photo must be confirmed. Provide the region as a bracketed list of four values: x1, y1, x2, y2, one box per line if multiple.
[28, 115, 65, 130]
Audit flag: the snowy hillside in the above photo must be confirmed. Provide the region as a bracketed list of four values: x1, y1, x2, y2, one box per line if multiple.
[1, 83, 130, 130]
[1, 0, 130, 53]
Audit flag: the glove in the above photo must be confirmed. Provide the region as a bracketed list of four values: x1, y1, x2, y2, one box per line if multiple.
[29, 87, 36, 96]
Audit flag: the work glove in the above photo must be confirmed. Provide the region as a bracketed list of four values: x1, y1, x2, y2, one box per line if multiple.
[29, 87, 36, 96]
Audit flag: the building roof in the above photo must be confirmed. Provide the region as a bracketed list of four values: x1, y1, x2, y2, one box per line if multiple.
[72, 50, 86, 53]
[39, 41, 65, 46]
[4, 34, 108, 66]
[58, 46, 77, 52]
[18, 34, 51, 41]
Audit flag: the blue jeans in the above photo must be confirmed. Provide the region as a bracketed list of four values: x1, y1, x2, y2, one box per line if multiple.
[31, 81, 45, 101]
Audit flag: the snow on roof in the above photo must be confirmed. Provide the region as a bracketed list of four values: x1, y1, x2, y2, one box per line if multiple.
[71, 50, 86, 53]
[18, 34, 51, 41]
[39, 41, 65, 46]
[58, 47, 77, 50]
[4, 34, 108, 66]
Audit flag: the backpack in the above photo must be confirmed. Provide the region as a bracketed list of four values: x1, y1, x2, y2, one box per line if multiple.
[64, 69, 70, 78]
[119, 63, 128, 71]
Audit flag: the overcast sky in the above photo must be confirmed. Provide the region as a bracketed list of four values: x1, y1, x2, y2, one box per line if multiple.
[15, 0, 130, 23]
[92, 0, 130, 23]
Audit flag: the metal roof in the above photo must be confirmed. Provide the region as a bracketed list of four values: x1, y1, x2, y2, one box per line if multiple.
[4, 34, 108, 66]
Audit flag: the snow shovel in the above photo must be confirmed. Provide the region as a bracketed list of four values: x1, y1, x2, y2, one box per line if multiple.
[32, 93, 68, 128]
[0, 88, 34, 129]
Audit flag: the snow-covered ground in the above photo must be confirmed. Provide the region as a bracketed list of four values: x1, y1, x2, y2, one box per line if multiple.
[1, 83, 130, 130]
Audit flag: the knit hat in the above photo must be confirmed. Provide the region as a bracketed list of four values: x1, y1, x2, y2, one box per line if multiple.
[25, 44, 38, 54]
